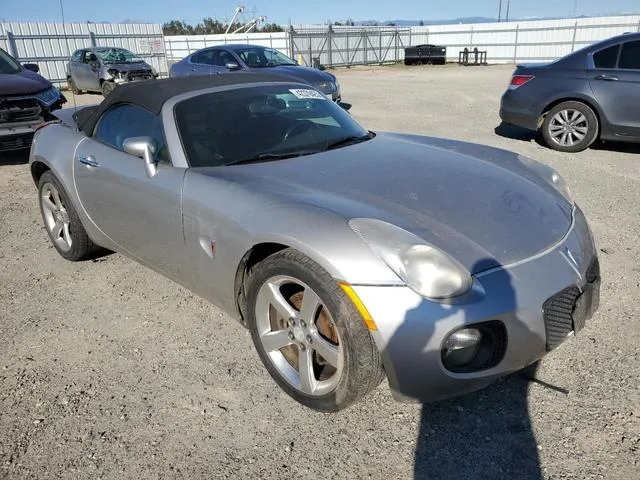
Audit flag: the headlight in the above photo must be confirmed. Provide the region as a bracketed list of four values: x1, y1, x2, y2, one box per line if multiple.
[349, 218, 472, 300]
[35, 86, 60, 106]
[315, 80, 335, 94]
[106, 68, 120, 78]
[518, 155, 573, 202]
[334, 78, 340, 91]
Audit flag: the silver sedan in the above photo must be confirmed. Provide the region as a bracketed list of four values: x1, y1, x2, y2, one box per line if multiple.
[29, 73, 601, 412]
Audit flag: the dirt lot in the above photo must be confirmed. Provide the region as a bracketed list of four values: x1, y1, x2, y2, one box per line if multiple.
[1, 64, 639, 479]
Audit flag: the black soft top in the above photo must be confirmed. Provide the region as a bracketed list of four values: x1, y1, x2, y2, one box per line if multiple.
[74, 72, 302, 135]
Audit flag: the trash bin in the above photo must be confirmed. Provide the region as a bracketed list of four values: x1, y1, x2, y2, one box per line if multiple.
[404, 44, 447, 65]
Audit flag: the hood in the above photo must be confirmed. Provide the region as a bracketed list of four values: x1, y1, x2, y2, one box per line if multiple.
[252, 65, 334, 84]
[194, 133, 573, 274]
[103, 62, 152, 72]
[0, 69, 51, 96]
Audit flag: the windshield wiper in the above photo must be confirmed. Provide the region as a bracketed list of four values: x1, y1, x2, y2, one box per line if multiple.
[324, 133, 373, 151]
[224, 151, 311, 166]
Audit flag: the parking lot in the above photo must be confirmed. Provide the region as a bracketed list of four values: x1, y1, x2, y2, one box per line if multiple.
[1, 64, 639, 479]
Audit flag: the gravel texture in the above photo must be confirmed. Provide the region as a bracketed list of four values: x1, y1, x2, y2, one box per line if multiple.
[0, 64, 638, 479]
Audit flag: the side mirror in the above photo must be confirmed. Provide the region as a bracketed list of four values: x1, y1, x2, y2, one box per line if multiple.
[23, 63, 40, 73]
[225, 62, 240, 71]
[123, 136, 158, 177]
[338, 101, 352, 112]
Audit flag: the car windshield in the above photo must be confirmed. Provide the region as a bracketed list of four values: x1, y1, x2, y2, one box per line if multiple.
[0, 48, 22, 74]
[175, 84, 372, 168]
[234, 47, 297, 67]
[94, 48, 144, 64]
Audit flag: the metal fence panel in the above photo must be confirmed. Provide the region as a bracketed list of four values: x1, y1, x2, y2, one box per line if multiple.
[0, 22, 167, 87]
[164, 32, 289, 63]
[292, 14, 640, 66]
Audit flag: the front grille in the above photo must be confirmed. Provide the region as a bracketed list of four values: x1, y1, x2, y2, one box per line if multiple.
[543, 286, 581, 350]
[124, 70, 153, 82]
[0, 133, 33, 151]
[0, 98, 42, 124]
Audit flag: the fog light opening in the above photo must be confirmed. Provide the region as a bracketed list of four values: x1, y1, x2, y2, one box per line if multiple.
[441, 321, 507, 373]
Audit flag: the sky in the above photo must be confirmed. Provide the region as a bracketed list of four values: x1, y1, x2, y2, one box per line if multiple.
[1, 0, 638, 26]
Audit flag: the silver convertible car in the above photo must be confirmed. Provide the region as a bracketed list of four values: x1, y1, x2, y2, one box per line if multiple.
[29, 73, 601, 412]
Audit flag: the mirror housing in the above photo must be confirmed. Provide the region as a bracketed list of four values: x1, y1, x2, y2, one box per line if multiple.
[225, 62, 240, 71]
[23, 63, 40, 73]
[123, 136, 158, 177]
[338, 101, 352, 112]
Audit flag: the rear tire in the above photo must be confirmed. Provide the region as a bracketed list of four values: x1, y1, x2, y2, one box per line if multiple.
[541, 101, 599, 153]
[38, 171, 100, 261]
[245, 248, 383, 412]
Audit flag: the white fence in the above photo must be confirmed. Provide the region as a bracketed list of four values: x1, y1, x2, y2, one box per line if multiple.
[409, 15, 640, 64]
[164, 32, 289, 62]
[0, 22, 168, 86]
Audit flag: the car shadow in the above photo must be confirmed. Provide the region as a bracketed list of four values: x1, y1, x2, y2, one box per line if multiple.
[0, 149, 30, 166]
[495, 121, 640, 154]
[494, 122, 542, 145]
[383, 259, 543, 480]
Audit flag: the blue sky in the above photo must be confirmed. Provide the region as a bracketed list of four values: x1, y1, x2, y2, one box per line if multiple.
[2, 0, 638, 26]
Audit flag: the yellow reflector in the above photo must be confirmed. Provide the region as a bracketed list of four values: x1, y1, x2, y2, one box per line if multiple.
[339, 283, 378, 331]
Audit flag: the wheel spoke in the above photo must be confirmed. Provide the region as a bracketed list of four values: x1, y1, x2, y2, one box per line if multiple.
[299, 287, 321, 325]
[51, 221, 63, 239]
[560, 110, 570, 123]
[572, 131, 585, 141]
[560, 132, 569, 145]
[52, 189, 62, 208]
[62, 223, 72, 247]
[261, 329, 294, 352]
[265, 282, 297, 320]
[574, 113, 586, 125]
[551, 129, 564, 139]
[298, 347, 317, 395]
[574, 126, 588, 133]
[552, 113, 565, 125]
[311, 331, 339, 367]
[42, 196, 57, 213]
[549, 124, 564, 132]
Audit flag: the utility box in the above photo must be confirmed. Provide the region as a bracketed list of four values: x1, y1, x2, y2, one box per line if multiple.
[404, 44, 447, 65]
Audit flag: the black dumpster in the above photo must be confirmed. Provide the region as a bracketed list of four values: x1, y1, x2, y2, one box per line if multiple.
[404, 44, 447, 65]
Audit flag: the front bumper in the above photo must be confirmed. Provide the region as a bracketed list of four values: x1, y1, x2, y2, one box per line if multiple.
[352, 206, 600, 403]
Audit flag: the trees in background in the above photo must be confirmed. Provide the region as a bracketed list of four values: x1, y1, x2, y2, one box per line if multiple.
[162, 18, 284, 35]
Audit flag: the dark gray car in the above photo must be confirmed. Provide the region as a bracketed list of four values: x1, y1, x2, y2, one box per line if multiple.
[67, 47, 158, 97]
[500, 32, 640, 152]
[169, 44, 342, 102]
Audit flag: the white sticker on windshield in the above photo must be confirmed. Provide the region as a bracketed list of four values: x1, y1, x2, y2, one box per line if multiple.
[289, 89, 328, 100]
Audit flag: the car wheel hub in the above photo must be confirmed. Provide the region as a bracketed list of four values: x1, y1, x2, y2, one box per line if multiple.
[549, 109, 589, 147]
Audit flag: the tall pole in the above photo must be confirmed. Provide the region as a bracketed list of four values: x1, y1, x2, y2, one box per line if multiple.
[499, 0, 503, 22]
[506, 0, 511, 22]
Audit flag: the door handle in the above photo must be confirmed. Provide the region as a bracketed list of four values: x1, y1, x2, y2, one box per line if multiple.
[77, 155, 100, 168]
[595, 74, 619, 81]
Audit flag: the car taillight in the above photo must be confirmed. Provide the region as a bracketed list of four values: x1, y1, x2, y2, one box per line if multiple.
[509, 75, 535, 89]
[34, 120, 60, 132]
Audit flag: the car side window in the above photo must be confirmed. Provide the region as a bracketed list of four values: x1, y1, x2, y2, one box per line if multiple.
[619, 41, 640, 70]
[93, 104, 171, 164]
[592, 45, 619, 69]
[193, 49, 217, 65]
[215, 50, 235, 67]
[71, 50, 82, 63]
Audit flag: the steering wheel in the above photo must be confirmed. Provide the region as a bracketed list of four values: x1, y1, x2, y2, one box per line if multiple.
[282, 120, 317, 143]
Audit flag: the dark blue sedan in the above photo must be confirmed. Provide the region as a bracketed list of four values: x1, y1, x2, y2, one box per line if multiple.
[500, 32, 640, 152]
[169, 44, 342, 102]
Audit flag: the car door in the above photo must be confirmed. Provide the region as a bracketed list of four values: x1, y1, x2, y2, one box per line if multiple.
[589, 40, 640, 138]
[214, 49, 238, 74]
[73, 104, 187, 279]
[187, 49, 217, 76]
[74, 51, 100, 91]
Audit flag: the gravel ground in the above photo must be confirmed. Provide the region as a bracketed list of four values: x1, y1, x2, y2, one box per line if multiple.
[0, 64, 638, 480]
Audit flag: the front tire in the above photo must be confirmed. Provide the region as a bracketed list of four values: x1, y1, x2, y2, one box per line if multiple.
[38, 171, 100, 261]
[541, 101, 599, 153]
[101, 81, 116, 97]
[67, 76, 82, 95]
[245, 248, 383, 412]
